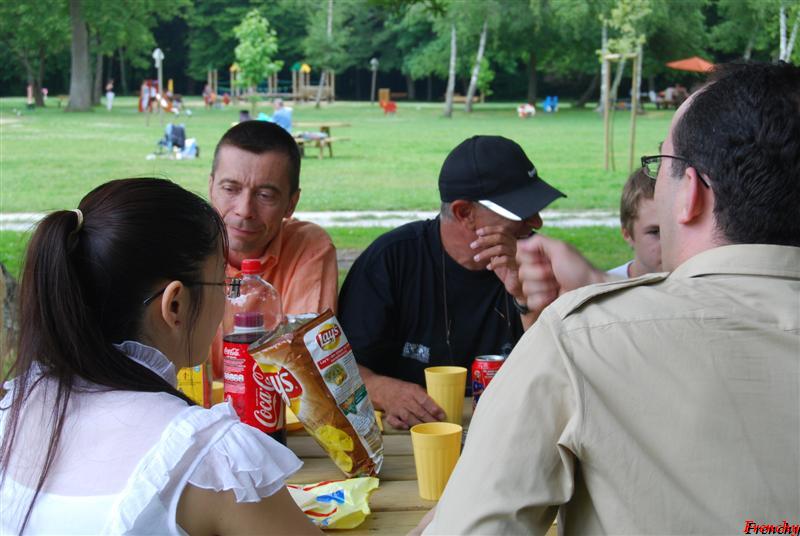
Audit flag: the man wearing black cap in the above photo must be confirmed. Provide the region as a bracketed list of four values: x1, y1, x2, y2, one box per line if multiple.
[338, 136, 565, 429]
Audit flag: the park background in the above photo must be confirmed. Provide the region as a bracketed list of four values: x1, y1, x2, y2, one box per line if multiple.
[2, 0, 800, 284]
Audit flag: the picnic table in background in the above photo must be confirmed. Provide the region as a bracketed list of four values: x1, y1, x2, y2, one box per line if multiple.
[293, 122, 351, 159]
[287, 398, 557, 535]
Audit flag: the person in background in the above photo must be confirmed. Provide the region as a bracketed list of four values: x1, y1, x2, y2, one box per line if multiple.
[203, 83, 213, 109]
[607, 168, 662, 278]
[0, 178, 320, 535]
[105, 79, 115, 111]
[272, 98, 293, 133]
[338, 135, 565, 429]
[423, 61, 800, 535]
[208, 121, 337, 378]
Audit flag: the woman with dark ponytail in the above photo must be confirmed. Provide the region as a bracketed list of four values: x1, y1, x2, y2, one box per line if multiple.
[0, 178, 319, 535]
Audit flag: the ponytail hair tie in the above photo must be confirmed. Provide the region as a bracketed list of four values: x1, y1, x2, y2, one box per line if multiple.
[72, 209, 84, 233]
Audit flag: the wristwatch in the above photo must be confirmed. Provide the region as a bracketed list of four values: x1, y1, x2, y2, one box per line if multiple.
[512, 297, 530, 315]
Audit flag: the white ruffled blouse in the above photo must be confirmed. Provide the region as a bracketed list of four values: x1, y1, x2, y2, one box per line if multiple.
[0, 342, 302, 535]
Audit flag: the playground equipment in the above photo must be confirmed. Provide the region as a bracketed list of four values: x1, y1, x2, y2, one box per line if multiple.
[292, 62, 334, 102]
[212, 61, 337, 104]
[229, 64, 240, 97]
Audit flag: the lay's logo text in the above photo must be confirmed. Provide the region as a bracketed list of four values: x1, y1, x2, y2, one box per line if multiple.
[316, 324, 342, 351]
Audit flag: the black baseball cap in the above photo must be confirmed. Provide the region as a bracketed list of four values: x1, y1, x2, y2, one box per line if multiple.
[438, 135, 566, 221]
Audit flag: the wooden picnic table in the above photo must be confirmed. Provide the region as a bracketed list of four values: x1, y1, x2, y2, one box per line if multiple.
[286, 398, 556, 535]
[292, 122, 351, 159]
[294, 121, 351, 137]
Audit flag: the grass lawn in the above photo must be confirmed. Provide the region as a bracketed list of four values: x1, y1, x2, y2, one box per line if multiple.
[1, 96, 640, 290]
[1, 96, 672, 214]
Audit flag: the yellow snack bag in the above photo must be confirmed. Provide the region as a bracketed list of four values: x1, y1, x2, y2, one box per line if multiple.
[250, 311, 383, 477]
[287, 478, 380, 529]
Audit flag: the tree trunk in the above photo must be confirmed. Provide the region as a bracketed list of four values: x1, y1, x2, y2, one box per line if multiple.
[779, 2, 787, 60]
[92, 37, 103, 106]
[598, 22, 608, 112]
[743, 36, 754, 60]
[526, 51, 537, 103]
[119, 48, 128, 95]
[315, 0, 333, 109]
[609, 58, 626, 104]
[67, 0, 92, 111]
[35, 47, 46, 107]
[443, 24, 457, 118]
[634, 45, 644, 112]
[314, 69, 327, 108]
[786, 12, 800, 60]
[574, 72, 599, 108]
[405, 74, 415, 100]
[465, 20, 488, 113]
[427, 75, 432, 101]
[21, 51, 35, 105]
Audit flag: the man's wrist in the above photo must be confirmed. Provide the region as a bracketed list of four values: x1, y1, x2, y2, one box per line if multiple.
[512, 296, 531, 315]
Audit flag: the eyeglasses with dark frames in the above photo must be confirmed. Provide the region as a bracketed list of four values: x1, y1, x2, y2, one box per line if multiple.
[142, 278, 239, 306]
[641, 154, 711, 189]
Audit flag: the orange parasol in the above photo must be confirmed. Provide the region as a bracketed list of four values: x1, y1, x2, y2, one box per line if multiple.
[665, 56, 714, 73]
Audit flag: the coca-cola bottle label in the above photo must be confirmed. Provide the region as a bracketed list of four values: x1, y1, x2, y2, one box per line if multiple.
[223, 340, 285, 434]
[252, 362, 284, 433]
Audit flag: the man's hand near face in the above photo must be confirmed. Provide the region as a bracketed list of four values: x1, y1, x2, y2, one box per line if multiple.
[471, 225, 525, 299]
[471, 225, 540, 328]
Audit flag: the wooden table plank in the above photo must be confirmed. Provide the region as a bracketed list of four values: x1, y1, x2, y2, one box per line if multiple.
[369, 480, 436, 511]
[290, 455, 418, 484]
[287, 434, 414, 458]
[331, 511, 558, 536]
[338, 510, 428, 536]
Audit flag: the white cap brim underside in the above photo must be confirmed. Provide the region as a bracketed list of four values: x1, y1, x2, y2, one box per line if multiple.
[478, 200, 522, 221]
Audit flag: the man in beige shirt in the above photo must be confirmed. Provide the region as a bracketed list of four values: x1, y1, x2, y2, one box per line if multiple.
[425, 62, 800, 534]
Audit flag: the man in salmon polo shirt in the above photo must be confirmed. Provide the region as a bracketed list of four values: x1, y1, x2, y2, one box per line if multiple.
[209, 120, 337, 377]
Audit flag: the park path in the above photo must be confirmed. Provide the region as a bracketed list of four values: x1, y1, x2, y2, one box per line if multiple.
[0, 209, 618, 233]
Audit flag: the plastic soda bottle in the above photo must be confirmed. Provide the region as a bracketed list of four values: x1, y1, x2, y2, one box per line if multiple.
[222, 259, 287, 445]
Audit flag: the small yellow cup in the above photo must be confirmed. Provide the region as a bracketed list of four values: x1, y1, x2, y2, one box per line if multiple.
[424, 366, 467, 425]
[211, 380, 224, 405]
[410, 422, 463, 500]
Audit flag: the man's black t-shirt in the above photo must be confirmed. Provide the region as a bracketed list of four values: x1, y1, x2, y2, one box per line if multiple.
[338, 218, 524, 387]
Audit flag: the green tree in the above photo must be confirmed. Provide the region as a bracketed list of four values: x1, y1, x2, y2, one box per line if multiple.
[0, 0, 69, 107]
[377, 5, 437, 99]
[710, 0, 771, 59]
[83, 0, 187, 104]
[234, 9, 283, 110]
[304, 0, 351, 107]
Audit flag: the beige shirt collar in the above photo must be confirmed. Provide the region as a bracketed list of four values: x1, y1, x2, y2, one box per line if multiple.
[670, 244, 800, 280]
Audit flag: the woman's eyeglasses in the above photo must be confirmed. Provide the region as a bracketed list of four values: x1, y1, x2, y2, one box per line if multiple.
[142, 278, 240, 306]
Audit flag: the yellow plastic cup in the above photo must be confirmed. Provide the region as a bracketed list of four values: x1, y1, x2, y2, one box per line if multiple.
[211, 380, 224, 405]
[410, 422, 463, 500]
[424, 366, 467, 425]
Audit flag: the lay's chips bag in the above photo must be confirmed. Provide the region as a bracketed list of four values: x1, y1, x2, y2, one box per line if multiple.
[249, 311, 384, 477]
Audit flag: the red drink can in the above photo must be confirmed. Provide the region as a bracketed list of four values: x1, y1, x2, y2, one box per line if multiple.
[471, 354, 506, 410]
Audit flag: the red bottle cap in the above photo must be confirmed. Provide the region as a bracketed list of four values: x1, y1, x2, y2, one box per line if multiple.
[241, 259, 262, 275]
[234, 311, 264, 329]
